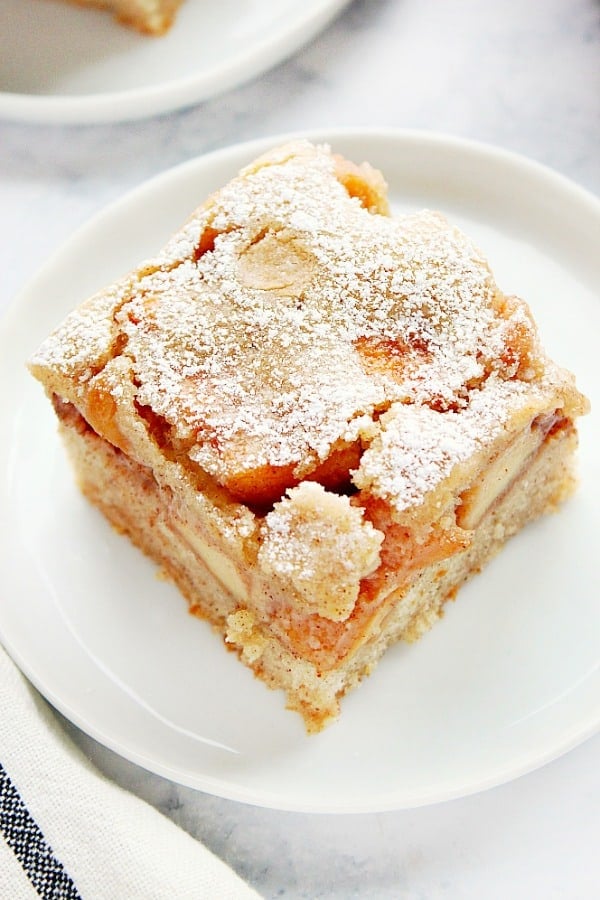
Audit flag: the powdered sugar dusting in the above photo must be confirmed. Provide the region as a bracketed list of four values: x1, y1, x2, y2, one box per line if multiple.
[32, 140, 546, 505]
[30, 282, 130, 382]
[118, 143, 527, 480]
[258, 482, 383, 621]
[354, 375, 553, 513]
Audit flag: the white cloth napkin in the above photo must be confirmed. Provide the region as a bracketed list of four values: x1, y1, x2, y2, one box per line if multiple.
[0, 643, 261, 900]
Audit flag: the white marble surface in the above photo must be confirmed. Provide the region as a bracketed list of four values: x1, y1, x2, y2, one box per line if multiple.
[1, 0, 599, 897]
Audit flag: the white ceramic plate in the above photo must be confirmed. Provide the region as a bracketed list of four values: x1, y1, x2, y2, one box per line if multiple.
[0, 0, 349, 123]
[1, 130, 599, 813]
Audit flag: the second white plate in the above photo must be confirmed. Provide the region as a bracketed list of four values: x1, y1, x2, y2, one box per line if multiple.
[1, 130, 599, 812]
[0, 0, 349, 123]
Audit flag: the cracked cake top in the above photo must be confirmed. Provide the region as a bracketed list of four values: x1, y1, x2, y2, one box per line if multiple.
[30, 140, 584, 515]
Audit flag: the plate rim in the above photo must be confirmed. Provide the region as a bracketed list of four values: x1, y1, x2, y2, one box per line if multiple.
[1, 128, 599, 813]
[0, 0, 350, 124]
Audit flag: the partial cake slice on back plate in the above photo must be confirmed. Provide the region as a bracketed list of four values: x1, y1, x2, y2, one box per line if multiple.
[61, 0, 185, 34]
[29, 141, 589, 732]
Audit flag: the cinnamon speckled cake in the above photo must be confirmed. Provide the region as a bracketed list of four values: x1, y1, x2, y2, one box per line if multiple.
[29, 141, 589, 732]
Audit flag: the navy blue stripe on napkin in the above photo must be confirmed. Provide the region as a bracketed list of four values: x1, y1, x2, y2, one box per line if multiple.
[0, 763, 81, 899]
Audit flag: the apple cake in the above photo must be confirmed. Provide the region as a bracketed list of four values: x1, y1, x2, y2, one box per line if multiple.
[58, 0, 185, 34]
[29, 140, 589, 732]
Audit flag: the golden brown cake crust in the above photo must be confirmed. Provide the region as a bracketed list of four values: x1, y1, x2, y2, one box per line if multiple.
[28, 141, 586, 506]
